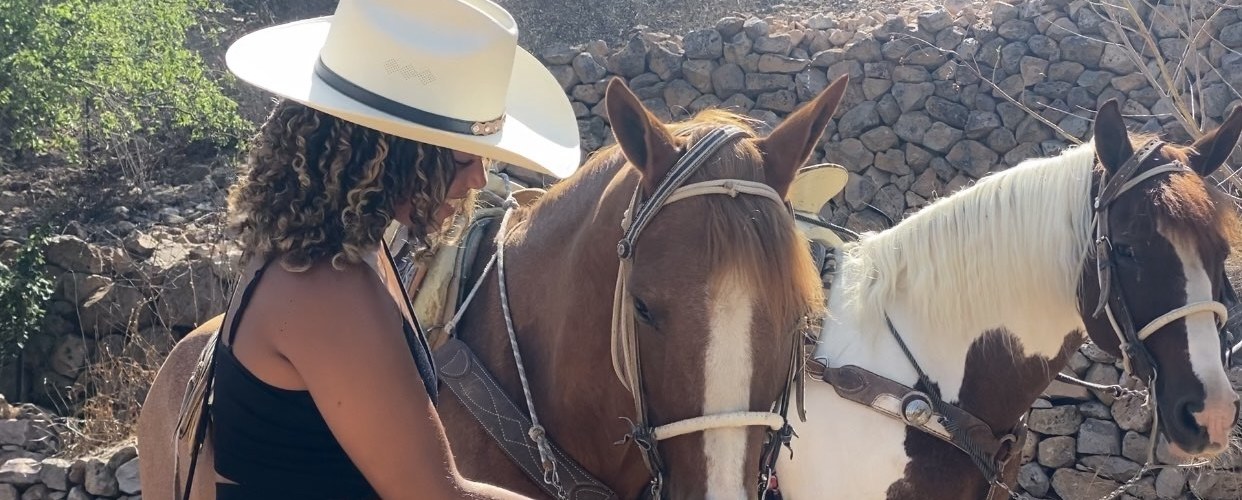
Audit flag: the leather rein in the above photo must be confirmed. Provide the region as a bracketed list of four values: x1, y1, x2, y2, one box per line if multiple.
[805, 138, 1233, 500]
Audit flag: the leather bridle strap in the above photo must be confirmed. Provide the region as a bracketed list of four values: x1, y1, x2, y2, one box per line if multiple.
[609, 126, 798, 498]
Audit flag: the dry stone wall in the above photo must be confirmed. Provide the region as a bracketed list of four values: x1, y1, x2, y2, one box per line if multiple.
[2, 0, 1242, 498]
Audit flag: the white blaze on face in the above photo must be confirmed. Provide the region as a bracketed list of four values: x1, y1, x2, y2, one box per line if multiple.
[702, 269, 755, 499]
[1163, 227, 1239, 452]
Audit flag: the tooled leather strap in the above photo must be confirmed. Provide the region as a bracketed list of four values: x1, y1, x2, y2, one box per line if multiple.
[434, 338, 618, 500]
[807, 361, 1022, 485]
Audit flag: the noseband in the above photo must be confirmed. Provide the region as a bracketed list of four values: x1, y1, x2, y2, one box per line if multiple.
[610, 126, 804, 499]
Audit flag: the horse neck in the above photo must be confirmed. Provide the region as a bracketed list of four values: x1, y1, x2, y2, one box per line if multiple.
[817, 143, 1100, 426]
[481, 160, 655, 494]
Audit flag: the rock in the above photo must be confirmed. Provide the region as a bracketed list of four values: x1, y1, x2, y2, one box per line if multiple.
[910, 169, 939, 199]
[795, 69, 829, 101]
[918, 9, 953, 33]
[1028, 405, 1083, 435]
[710, 63, 745, 97]
[873, 150, 910, 176]
[876, 94, 901, 125]
[824, 139, 874, 174]
[1078, 418, 1122, 456]
[720, 94, 754, 112]
[1099, 44, 1138, 73]
[892, 82, 935, 112]
[807, 13, 837, 30]
[49, 337, 89, 379]
[860, 127, 899, 152]
[682, 60, 716, 93]
[843, 173, 878, 210]
[1081, 343, 1117, 363]
[905, 47, 947, 67]
[1220, 23, 1242, 48]
[743, 17, 768, 39]
[83, 458, 118, 496]
[1059, 114, 1091, 140]
[1048, 61, 1086, 83]
[998, 20, 1037, 41]
[837, 101, 881, 138]
[964, 111, 1001, 139]
[1003, 142, 1042, 165]
[154, 259, 226, 329]
[648, 42, 683, 81]
[0, 420, 35, 447]
[846, 38, 883, 63]
[1155, 467, 1186, 498]
[20, 484, 49, 500]
[757, 54, 809, 74]
[905, 144, 932, 173]
[115, 457, 140, 495]
[572, 53, 608, 83]
[1085, 362, 1121, 404]
[606, 37, 648, 78]
[755, 90, 797, 113]
[744, 73, 791, 93]
[1051, 469, 1123, 500]
[922, 122, 963, 153]
[1082, 455, 1142, 482]
[1038, 435, 1077, 468]
[45, 236, 103, 274]
[39, 459, 71, 491]
[663, 80, 699, 112]
[0, 459, 41, 486]
[1189, 470, 1242, 499]
[1061, 36, 1106, 67]
[65, 487, 89, 500]
[946, 140, 999, 178]
[811, 48, 845, 68]
[1078, 401, 1111, 419]
[871, 184, 905, 220]
[1043, 379, 1091, 401]
[1111, 394, 1153, 432]
[0, 484, 13, 500]
[724, 33, 753, 65]
[925, 96, 968, 128]
[826, 60, 863, 83]
[893, 112, 933, 143]
[753, 34, 794, 55]
[1018, 462, 1050, 497]
[1202, 84, 1237, 119]
[683, 29, 723, 59]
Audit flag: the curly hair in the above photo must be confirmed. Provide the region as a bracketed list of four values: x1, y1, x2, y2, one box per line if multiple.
[226, 99, 470, 272]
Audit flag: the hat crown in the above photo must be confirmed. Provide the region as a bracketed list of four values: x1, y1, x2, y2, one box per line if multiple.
[318, 0, 518, 123]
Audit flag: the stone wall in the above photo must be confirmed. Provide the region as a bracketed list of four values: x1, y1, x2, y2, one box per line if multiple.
[2, 0, 1242, 498]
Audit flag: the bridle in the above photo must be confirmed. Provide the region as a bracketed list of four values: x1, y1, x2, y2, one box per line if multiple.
[609, 125, 807, 499]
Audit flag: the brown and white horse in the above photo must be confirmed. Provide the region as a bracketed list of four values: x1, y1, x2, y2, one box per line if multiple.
[776, 100, 1242, 499]
[136, 75, 849, 500]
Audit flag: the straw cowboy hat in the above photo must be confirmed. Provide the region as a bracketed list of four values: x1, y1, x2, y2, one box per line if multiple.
[224, 0, 582, 178]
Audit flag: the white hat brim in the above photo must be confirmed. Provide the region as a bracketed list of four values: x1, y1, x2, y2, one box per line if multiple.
[789, 163, 849, 214]
[224, 17, 581, 179]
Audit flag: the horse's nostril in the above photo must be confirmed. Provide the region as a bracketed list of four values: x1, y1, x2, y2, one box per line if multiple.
[1175, 399, 1204, 433]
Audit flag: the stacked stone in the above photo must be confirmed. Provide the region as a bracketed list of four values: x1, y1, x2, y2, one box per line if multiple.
[1020, 344, 1242, 500]
[0, 232, 237, 411]
[0, 396, 140, 500]
[534, 0, 1242, 233]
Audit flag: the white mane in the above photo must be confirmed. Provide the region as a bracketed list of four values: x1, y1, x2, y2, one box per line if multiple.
[837, 140, 1100, 334]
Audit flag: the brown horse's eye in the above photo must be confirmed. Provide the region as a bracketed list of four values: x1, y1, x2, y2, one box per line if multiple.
[1115, 244, 1136, 259]
[634, 297, 655, 325]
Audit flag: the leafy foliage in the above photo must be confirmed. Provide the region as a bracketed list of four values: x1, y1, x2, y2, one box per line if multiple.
[0, 0, 247, 160]
[0, 228, 54, 365]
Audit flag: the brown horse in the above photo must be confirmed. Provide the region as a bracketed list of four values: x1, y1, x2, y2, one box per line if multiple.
[776, 100, 1242, 499]
[137, 75, 849, 499]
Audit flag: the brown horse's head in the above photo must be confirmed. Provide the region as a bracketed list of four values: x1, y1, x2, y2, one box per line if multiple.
[1080, 100, 1242, 461]
[594, 75, 846, 498]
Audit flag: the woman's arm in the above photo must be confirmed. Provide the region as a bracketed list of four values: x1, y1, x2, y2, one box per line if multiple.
[268, 262, 533, 500]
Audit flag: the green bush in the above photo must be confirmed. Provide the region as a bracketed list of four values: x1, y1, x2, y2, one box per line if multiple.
[0, 229, 54, 366]
[0, 0, 247, 161]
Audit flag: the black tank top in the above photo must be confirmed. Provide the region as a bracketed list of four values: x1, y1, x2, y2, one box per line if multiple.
[210, 246, 438, 499]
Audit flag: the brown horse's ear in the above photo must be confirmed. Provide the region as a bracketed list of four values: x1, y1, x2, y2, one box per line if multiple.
[1188, 104, 1242, 178]
[754, 74, 848, 196]
[605, 77, 680, 193]
[1093, 99, 1134, 174]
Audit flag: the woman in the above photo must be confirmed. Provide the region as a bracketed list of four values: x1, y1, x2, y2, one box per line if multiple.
[198, 0, 582, 498]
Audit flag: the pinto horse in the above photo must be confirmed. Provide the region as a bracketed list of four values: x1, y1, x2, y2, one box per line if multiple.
[135, 75, 849, 500]
[775, 100, 1242, 499]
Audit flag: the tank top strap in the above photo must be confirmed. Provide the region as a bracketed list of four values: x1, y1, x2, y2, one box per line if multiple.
[221, 258, 275, 347]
